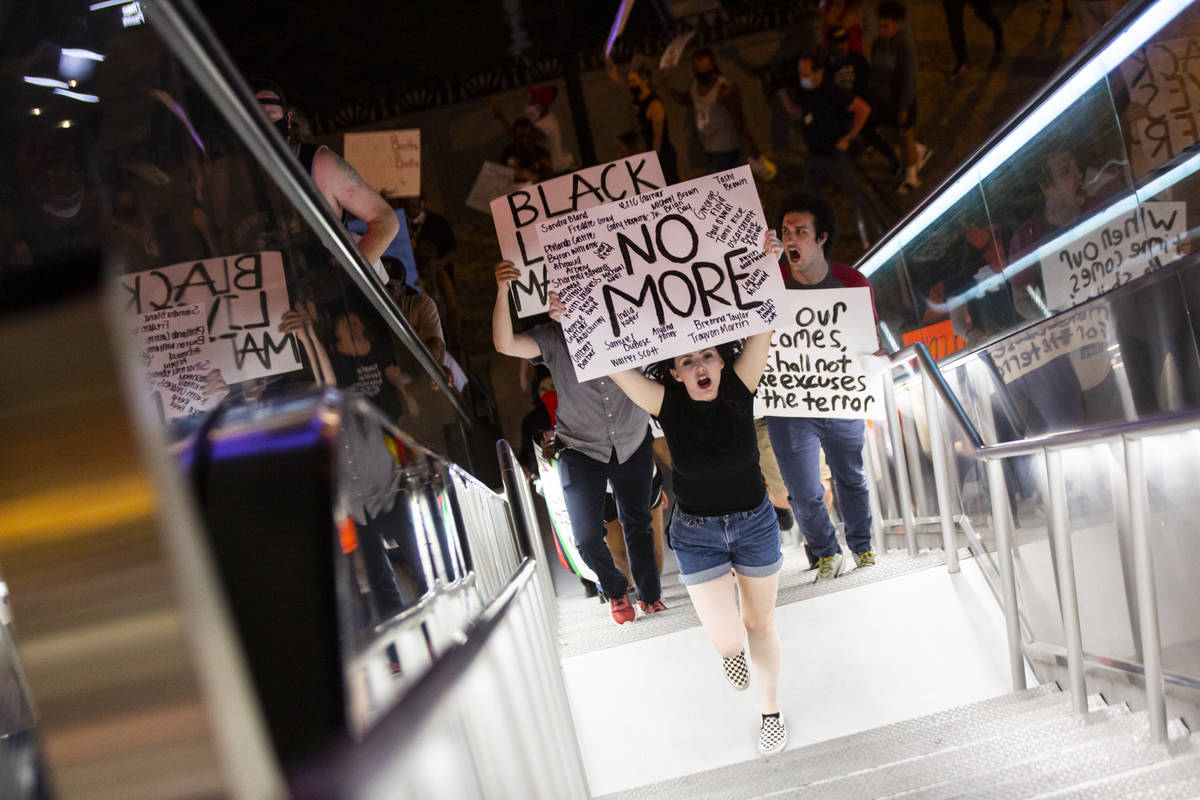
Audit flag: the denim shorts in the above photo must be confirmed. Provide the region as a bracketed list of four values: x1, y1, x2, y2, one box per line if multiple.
[670, 493, 783, 585]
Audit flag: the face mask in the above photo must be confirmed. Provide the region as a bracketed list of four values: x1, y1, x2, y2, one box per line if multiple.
[629, 87, 642, 99]
[273, 116, 290, 140]
[540, 390, 558, 426]
[694, 69, 715, 82]
[800, 77, 817, 90]
[524, 104, 545, 121]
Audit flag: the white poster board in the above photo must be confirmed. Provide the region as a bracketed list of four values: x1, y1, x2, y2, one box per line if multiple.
[116, 251, 302, 382]
[541, 166, 785, 381]
[491, 152, 666, 318]
[131, 303, 218, 421]
[987, 304, 1114, 383]
[1041, 201, 1186, 311]
[753, 287, 884, 419]
[343, 129, 420, 198]
[467, 161, 521, 214]
[1119, 36, 1200, 170]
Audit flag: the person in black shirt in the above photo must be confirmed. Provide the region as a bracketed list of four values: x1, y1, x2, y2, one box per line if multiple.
[609, 331, 788, 757]
[606, 56, 680, 185]
[327, 310, 415, 423]
[828, 26, 901, 175]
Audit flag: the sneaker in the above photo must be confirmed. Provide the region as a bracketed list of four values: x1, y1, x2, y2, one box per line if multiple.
[759, 714, 788, 755]
[722, 650, 750, 691]
[609, 593, 636, 625]
[914, 143, 933, 173]
[853, 550, 876, 568]
[638, 598, 668, 615]
[774, 506, 794, 532]
[814, 553, 844, 582]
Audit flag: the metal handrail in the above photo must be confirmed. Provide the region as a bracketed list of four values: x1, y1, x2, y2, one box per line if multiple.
[146, 0, 472, 428]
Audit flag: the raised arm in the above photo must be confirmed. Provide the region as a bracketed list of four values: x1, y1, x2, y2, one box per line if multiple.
[609, 369, 666, 417]
[492, 261, 542, 358]
[839, 96, 871, 151]
[312, 148, 398, 265]
[734, 330, 774, 393]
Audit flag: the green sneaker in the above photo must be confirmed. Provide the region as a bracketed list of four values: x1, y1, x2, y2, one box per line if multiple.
[814, 553, 844, 582]
[853, 550, 876, 568]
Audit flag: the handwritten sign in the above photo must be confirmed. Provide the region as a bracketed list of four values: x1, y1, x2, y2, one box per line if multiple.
[754, 288, 883, 419]
[987, 304, 1113, 383]
[1120, 36, 1200, 169]
[343, 129, 420, 198]
[902, 320, 966, 361]
[542, 166, 784, 381]
[1042, 201, 1186, 311]
[131, 303, 218, 421]
[117, 251, 303, 382]
[466, 161, 521, 214]
[491, 152, 666, 317]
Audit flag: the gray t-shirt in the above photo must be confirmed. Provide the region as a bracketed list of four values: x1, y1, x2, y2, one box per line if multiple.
[527, 323, 650, 463]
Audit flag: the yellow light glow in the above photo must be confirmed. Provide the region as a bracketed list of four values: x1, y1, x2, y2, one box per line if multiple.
[68, 79, 77, 88]
[0, 473, 157, 544]
[31, 107, 41, 116]
[58, 120, 72, 128]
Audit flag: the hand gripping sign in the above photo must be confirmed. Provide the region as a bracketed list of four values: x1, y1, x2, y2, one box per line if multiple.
[491, 152, 666, 318]
[753, 287, 885, 419]
[541, 166, 785, 381]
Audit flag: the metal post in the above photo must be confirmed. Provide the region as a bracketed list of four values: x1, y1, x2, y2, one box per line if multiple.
[1045, 448, 1087, 713]
[883, 375, 918, 555]
[1123, 436, 1168, 743]
[921, 371, 960, 572]
[862, 426, 886, 553]
[987, 458, 1027, 691]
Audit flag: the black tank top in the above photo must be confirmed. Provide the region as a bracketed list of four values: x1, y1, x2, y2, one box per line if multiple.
[634, 92, 678, 185]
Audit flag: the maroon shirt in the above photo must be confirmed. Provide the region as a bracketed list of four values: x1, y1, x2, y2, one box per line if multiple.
[779, 258, 879, 322]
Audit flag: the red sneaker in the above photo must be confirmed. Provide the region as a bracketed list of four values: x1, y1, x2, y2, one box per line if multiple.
[638, 599, 668, 615]
[610, 594, 636, 625]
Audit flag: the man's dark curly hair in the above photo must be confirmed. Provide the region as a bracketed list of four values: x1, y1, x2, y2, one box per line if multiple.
[777, 193, 837, 256]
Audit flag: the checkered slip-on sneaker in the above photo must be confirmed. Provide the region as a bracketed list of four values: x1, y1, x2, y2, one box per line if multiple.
[722, 650, 750, 691]
[758, 714, 788, 755]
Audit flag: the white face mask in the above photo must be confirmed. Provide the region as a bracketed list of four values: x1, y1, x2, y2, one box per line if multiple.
[524, 104, 545, 121]
[799, 77, 817, 90]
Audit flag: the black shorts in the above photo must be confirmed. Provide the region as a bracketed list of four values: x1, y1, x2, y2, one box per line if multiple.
[875, 99, 918, 131]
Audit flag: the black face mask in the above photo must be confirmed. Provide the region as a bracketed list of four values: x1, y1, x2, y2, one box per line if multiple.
[273, 116, 290, 140]
[694, 69, 715, 83]
[629, 87, 642, 99]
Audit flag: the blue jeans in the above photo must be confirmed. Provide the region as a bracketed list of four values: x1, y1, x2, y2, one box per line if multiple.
[766, 416, 873, 557]
[671, 493, 783, 585]
[557, 434, 661, 602]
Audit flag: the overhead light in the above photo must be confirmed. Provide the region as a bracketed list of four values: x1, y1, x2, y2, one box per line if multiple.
[30, 108, 41, 116]
[88, 0, 127, 8]
[23, 76, 69, 88]
[58, 120, 73, 129]
[53, 88, 100, 103]
[67, 79, 78, 88]
[859, 0, 1192, 279]
[60, 48, 105, 62]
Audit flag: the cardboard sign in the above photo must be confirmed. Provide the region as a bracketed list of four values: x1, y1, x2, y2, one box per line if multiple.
[116, 251, 303, 382]
[131, 303, 218, 421]
[466, 161, 521, 214]
[491, 152, 666, 317]
[1120, 36, 1200, 169]
[902, 319, 966, 361]
[1041, 201, 1186, 310]
[343, 129, 421, 198]
[754, 288, 884, 419]
[987, 304, 1114, 383]
[542, 166, 784, 381]
[660, 30, 697, 69]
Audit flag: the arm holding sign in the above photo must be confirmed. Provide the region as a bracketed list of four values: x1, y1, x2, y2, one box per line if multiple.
[493, 261, 542, 359]
[609, 369, 665, 418]
[312, 148, 399, 265]
[733, 330, 774, 393]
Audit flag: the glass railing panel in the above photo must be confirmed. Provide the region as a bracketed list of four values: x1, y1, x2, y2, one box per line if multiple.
[1141, 429, 1200, 682]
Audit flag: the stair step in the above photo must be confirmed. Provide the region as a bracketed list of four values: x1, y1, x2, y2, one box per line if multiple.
[938, 718, 1196, 799]
[778, 704, 1129, 799]
[1035, 743, 1200, 799]
[893, 710, 1175, 799]
[754, 683, 1062, 763]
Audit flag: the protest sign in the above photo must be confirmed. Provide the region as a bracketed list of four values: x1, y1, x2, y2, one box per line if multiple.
[467, 161, 521, 214]
[902, 319, 966, 361]
[541, 166, 784, 381]
[343, 129, 420, 198]
[131, 303, 218, 421]
[660, 30, 697, 69]
[117, 251, 303, 382]
[987, 304, 1114, 383]
[753, 287, 883, 419]
[1041, 200, 1186, 310]
[491, 152, 666, 317]
[1119, 36, 1200, 169]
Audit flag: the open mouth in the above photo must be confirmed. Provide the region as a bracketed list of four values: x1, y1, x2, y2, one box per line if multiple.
[787, 248, 801, 262]
[697, 375, 713, 390]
